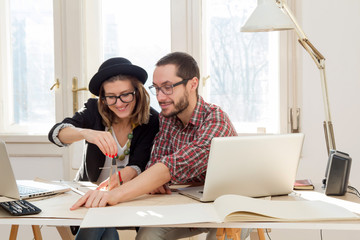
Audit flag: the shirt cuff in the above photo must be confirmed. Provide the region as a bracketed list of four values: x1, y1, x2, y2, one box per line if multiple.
[52, 123, 75, 147]
[128, 165, 142, 176]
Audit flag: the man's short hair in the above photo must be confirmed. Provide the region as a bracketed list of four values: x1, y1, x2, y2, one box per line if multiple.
[156, 52, 200, 80]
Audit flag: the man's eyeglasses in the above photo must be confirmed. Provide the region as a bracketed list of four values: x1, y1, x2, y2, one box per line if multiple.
[148, 78, 192, 96]
[102, 91, 136, 106]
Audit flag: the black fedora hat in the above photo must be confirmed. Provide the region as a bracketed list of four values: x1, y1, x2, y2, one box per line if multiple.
[89, 57, 148, 96]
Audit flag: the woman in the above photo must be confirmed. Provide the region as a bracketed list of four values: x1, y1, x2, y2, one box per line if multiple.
[48, 57, 159, 239]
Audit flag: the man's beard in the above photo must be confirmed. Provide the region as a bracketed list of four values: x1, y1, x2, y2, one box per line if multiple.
[161, 91, 189, 118]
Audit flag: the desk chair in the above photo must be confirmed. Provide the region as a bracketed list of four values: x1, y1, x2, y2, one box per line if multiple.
[216, 228, 266, 240]
[10, 225, 43, 240]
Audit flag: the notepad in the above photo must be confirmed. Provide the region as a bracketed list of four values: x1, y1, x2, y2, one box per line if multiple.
[294, 179, 315, 190]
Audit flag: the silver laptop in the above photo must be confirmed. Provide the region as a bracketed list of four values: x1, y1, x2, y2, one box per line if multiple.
[0, 139, 70, 200]
[178, 133, 305, 202]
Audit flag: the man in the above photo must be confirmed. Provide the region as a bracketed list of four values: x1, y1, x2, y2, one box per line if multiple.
[71, 52, 246, 239]
[136, 52, 241, 239]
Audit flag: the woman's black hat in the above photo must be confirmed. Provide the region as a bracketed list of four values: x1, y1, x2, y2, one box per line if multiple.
[89, 57, 148, 96]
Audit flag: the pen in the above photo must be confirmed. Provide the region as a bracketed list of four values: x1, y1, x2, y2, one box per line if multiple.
[60, 181, 85, 196]
[70, 187, 85, 196]
[118, 171, 123, 185]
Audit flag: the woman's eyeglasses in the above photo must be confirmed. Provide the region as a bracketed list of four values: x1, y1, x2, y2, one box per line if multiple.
[102, 91, 136, 106]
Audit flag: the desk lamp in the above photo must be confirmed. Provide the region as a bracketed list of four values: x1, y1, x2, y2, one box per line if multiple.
[240, 0, 351, 195]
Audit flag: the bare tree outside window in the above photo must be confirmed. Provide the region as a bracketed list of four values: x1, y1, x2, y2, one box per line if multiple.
[9, 0, 55, 133]
[206, 0, 279, 133]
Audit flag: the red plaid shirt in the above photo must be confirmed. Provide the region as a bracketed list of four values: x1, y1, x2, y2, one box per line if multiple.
[147, 96, 237, 184]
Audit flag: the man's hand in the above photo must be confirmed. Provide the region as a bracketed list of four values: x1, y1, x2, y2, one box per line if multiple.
[70, 189, 118, 210]
[148, 184, 171, 195]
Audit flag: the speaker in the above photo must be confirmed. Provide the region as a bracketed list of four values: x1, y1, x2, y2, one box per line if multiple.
[324, 150, 352, 196]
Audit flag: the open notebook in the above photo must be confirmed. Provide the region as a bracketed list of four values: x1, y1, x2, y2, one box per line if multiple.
[0, 139, 70, 200]
[81, 194, 359, 228]
[178, 133, 305, 202]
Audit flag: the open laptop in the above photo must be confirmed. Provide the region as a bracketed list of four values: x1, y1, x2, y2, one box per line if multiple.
[178, 133, 305, 202]
[0, 139, 70, 200]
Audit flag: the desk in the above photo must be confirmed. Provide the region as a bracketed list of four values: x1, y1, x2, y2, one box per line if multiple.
[0, 190, 85, 240]
[1, 186, 360, 239]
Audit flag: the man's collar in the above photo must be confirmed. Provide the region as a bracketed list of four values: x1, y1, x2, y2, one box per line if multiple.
[187, 96, 204, 127]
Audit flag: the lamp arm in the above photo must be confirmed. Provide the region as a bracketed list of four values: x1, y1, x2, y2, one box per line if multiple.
[298, 39, 324, 69]
[277, 0, 324, 67]
[277, 0, 336, 154]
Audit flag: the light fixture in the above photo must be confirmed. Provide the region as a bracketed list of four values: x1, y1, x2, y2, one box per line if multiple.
[240, 0, 293, 32]
[241, 0, 352, 195]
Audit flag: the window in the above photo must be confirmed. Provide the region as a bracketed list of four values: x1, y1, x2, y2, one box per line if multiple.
[0, 0, 55, 134]
[0, 0, 284, 136]
[101, 0, 171, 111]
[204, 0, 280, 133]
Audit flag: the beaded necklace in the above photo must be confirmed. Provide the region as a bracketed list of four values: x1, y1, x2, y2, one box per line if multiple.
[109, 123, 137, 161]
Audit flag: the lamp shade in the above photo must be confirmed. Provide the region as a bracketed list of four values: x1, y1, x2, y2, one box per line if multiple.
[241, 0, 294, 32]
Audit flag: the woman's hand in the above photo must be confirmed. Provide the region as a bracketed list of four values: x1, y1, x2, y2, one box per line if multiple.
[70, 189, 118, 210]
[97, 172, 120, 191]
[97, 167, 138, 191]
[79, 129, 118, 157]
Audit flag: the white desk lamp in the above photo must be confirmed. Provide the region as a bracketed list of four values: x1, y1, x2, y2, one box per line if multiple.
[241, 0, 352, 195]
[241, 0, 335, 155]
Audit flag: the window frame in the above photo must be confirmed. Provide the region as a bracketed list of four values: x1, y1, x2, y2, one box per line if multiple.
[0, 0, 12, 134]
[0, 0, 294, 137]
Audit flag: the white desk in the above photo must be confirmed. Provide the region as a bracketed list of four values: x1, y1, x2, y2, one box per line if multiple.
[1, 185, 360, 239]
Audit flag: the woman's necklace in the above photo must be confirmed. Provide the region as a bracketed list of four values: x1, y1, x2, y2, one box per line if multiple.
[109, 123, 137, 161]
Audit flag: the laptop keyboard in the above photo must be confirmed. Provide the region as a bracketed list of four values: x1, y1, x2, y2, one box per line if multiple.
[17, 184, 46, 195]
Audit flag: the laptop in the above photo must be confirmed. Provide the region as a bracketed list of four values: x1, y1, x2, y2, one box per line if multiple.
[0, 139, 70, 200]
[178, 133, 305, 202]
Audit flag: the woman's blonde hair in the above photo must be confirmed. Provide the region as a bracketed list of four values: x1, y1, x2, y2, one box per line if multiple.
[98, 75, 150, 129]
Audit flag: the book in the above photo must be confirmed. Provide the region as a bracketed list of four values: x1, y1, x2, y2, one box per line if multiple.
[294, 179, 315, 190]
[80, 194, 359, 228]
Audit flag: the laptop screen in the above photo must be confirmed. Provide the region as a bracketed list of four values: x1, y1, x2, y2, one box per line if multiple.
[179, 133, 304, 202]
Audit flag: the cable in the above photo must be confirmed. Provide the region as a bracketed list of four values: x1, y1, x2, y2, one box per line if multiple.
[347, 191, 360, 198]
[266, 228, 272, 240]
[348, 185, 360, 193]
[347, 185, 360, 199]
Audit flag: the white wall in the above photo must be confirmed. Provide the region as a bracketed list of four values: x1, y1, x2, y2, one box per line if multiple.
[296, 0, 360, 188]
[279, 1, 360, 239]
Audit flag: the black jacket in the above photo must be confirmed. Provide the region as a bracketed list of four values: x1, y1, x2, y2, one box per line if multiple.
[48, 98, 159, 182]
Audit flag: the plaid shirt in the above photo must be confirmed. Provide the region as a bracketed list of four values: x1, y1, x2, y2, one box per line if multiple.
[147, 96, 237, 184]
